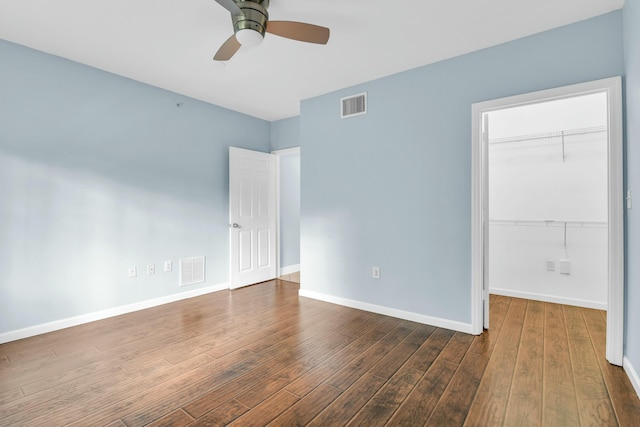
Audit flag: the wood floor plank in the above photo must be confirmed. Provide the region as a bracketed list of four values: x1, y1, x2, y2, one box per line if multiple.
[467, 295, 511, 357]
[563, 305, 618, 426]
[583, 307, 640, 425]
[462, 297, 528, 426]
[307, 374, 387, 426]
[144, 408, 194, 427]
[346, 366, 423, 426]
[503, 299, 545, 426]
[284, 316, 402, 398]
[119, 311, 358, 426]
[367, 323, 435, 379]
[0, 358, 172, 421]
[406, 327, 455, 372]
[226, 390, 299, 426]
[325, 322, 416, 391]
[426, 349, 489, 427]
[543, 382, 581, 427]
[103, 420, 127, 427]
[189, 399, 250, 426]
[387, 359, 458, 426]
[542, 302, 580, 426]
[0, 284, 637, 426]
[232, 329, 354, 408]
[267, 383, 342, 426]
[0, 388, 23, 407]
[16, 354, 213, 427]
[92, 350, 268, 427]
[438, 332, 475, 365]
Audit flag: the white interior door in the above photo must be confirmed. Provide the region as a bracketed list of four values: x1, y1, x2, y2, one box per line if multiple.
[229, 147, 277, 289]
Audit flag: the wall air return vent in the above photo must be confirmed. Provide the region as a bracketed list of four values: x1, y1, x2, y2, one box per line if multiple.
[341, 92, 367, 118]
[179, 256, 205, 287]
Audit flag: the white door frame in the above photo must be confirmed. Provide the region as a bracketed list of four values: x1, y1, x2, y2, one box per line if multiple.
[271, 146, 301, 279]
[470, 77, 624, 366]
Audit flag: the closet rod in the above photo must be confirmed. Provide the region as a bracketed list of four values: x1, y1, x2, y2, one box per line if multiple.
[489, 125, 606, 145]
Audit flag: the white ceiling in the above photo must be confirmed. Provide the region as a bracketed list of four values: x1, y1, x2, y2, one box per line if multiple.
[0, 0, 625, 121]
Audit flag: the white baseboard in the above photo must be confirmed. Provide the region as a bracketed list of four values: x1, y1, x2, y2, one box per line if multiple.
[490, 287, 607, 310]
[298, 289, 475, 335]
[280, 264, 300, 276]
[0, 282, 229, 344]
[623, 357, 640, 400]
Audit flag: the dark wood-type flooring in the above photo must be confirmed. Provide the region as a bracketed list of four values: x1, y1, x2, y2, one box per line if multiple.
[1, 280, 639, 426]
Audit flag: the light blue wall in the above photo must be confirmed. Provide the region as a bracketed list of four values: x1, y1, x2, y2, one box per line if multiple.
[270, 116, 300, 151]
[278, 152, 301, 268]
[623, 1, 640, 374]
[0, 40, 270, 334]
[300, 12, 624, 324]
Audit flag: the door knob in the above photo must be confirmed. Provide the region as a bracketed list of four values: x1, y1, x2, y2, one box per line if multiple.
[231, 223, 240, 228]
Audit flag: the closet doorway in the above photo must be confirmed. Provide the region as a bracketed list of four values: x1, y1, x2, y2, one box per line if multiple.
[487, 93, 608, 309]
[273, 147, 301, 285]
[471, 77, 624, 366]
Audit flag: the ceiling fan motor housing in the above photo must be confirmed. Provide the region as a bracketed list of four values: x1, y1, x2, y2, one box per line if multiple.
[232, 0, 270, 37]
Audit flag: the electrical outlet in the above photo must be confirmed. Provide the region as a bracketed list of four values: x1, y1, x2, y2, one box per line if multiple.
[546, 260, 556, 272]
[372, 267, 380, 279]
[164, 260, 172, 272]
[128, 266, 137, 278]
[147, 264, 155, 275]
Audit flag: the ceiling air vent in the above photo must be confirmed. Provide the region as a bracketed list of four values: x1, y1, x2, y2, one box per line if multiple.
[179, 256, 205, 287]
[341, 92, 367, 118]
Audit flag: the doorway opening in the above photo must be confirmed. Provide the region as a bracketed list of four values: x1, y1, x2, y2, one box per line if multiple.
[273, 146, 301, 285]
[471, 77, 624, 366]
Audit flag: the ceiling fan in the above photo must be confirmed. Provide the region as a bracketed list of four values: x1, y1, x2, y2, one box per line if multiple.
[213, 0, 330, 61]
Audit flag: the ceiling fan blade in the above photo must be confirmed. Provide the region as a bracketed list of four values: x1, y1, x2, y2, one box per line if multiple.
[214, 0, 243, 16]
[266, 21, 330, 45]
[214, 34, 241, 61]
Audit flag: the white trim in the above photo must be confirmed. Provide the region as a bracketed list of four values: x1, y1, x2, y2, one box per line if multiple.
[471, 77, 624, 365]
[471, 105, 484, 334]
[271, 147, 300, 155]
[275, 153, 281, 278]
[623, 357, 640, 400]
[299, 289, 475, 334]
[0, 283, 229, 344]
[280, 264, 300, 276]
[605, 77, 625, 366]
[489, 288, 606, 310]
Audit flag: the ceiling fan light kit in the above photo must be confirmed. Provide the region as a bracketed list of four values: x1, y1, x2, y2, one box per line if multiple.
[235, 28, 264, 47]
[213, 0, 330, 61]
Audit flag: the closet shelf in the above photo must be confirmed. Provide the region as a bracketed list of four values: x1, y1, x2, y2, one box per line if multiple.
[489, 219, 607, 228]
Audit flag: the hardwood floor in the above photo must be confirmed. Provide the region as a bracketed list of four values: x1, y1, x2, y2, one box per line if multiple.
[1, 281, 639, 426]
